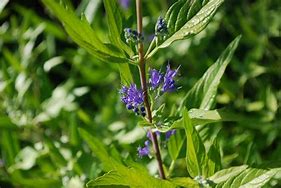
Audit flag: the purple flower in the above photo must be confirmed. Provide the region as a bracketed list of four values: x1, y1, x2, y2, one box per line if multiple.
[120, 84, 145, 116]
[149, 69, 163, 89]
[155, 17, 168, 36]
[162, 64, 179, 92]
[165, 129, 176, 140]
[119, 0, 130, 9]
[138, 140, 150, 157]
[124, 28, 143, 44]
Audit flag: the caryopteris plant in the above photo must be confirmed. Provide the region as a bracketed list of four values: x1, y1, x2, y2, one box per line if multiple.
[42, 0, 281, 187]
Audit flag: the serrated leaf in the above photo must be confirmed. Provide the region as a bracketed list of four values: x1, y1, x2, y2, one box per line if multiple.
[209, 165, 248, 184]
[174, 0, 191, 32]
[211, 166, 281, 188]
[42, 0, 130, 63]
[179, 36, 241, 111]
[183, 108, 206, 177]
[165, 0, 186, 34]
[147, 0, 224, 59]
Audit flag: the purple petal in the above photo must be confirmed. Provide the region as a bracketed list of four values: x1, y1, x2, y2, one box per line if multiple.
[165, 129, 176, 140]
[137, 146, 150, 157]
[149, 69, 163, 90]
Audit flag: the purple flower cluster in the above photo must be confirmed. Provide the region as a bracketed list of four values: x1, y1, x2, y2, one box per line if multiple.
[149, 64, 179, 93]
[138, 130, 176, 158]
[124, 28, 143, 44]
[120, 84, 146, 116]
[137, 140, 150, 157]
[155, 17, 168, 36]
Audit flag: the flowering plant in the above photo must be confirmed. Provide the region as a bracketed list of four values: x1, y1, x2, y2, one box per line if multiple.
[35, 0, 281, 187]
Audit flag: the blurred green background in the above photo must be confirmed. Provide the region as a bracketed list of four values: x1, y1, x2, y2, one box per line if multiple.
[0, 0, 280, 187]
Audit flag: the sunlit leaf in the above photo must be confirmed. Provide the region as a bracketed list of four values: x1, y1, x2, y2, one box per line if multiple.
[147, 0, 224, 59]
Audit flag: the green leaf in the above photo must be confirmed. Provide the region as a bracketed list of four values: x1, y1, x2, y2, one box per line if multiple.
[80, 129, 176, 188]
[88, 170, 128, 187]
[179, 35, 241, 111]
[42, 0, 130, 63]
[170, 108, 241, 130]
[165, 0, 185, 34]
[171, 177, 200, 188]
[0, 130, 20, 167]
[168, 130, 185, 161]
[210, 165, 281, 188]
[174, 0, 191, 32]
[147, 0, 224, 59]
[103, 0, 133, 57]
[209, 165, 248, 184]
[118, 64, 134, 86]
[203, 138, 221, 177]
[183, 108, 206, 177]
[188, 108, 241, 126]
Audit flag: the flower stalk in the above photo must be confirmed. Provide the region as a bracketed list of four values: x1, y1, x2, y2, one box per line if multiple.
[136, 0, 166, 179]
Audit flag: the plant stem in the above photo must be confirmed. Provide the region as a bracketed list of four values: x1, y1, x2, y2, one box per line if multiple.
[136, 0, 166, 179]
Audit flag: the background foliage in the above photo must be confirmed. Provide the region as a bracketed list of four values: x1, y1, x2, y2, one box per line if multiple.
[0, 0, 280, 187]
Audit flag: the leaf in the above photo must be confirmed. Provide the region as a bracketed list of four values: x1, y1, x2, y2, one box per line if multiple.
[165, 0, 185, 34]
[183, 108, 206, 177]
[174, 0, 191, 32]
[80, 129, 176, 188]
[171, 177, 200, 188]
[168, 130, 186, 161]
[210, 166, 281, 188]
[118, 64, 134, 86]
[42, 0, 130, 63]
[88, 171, 128, 187]
[188, 108, 241, 126]
[103, 0, 133, 85]
[209, 165, 248, 184]
[179, 36, 241, 111]
[170, 108, 241, 130]
[103, 0, 133, 56]
[147, 0, 224, 59]
[203, 138, 221, 177]
[0, 130, 20, 167]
